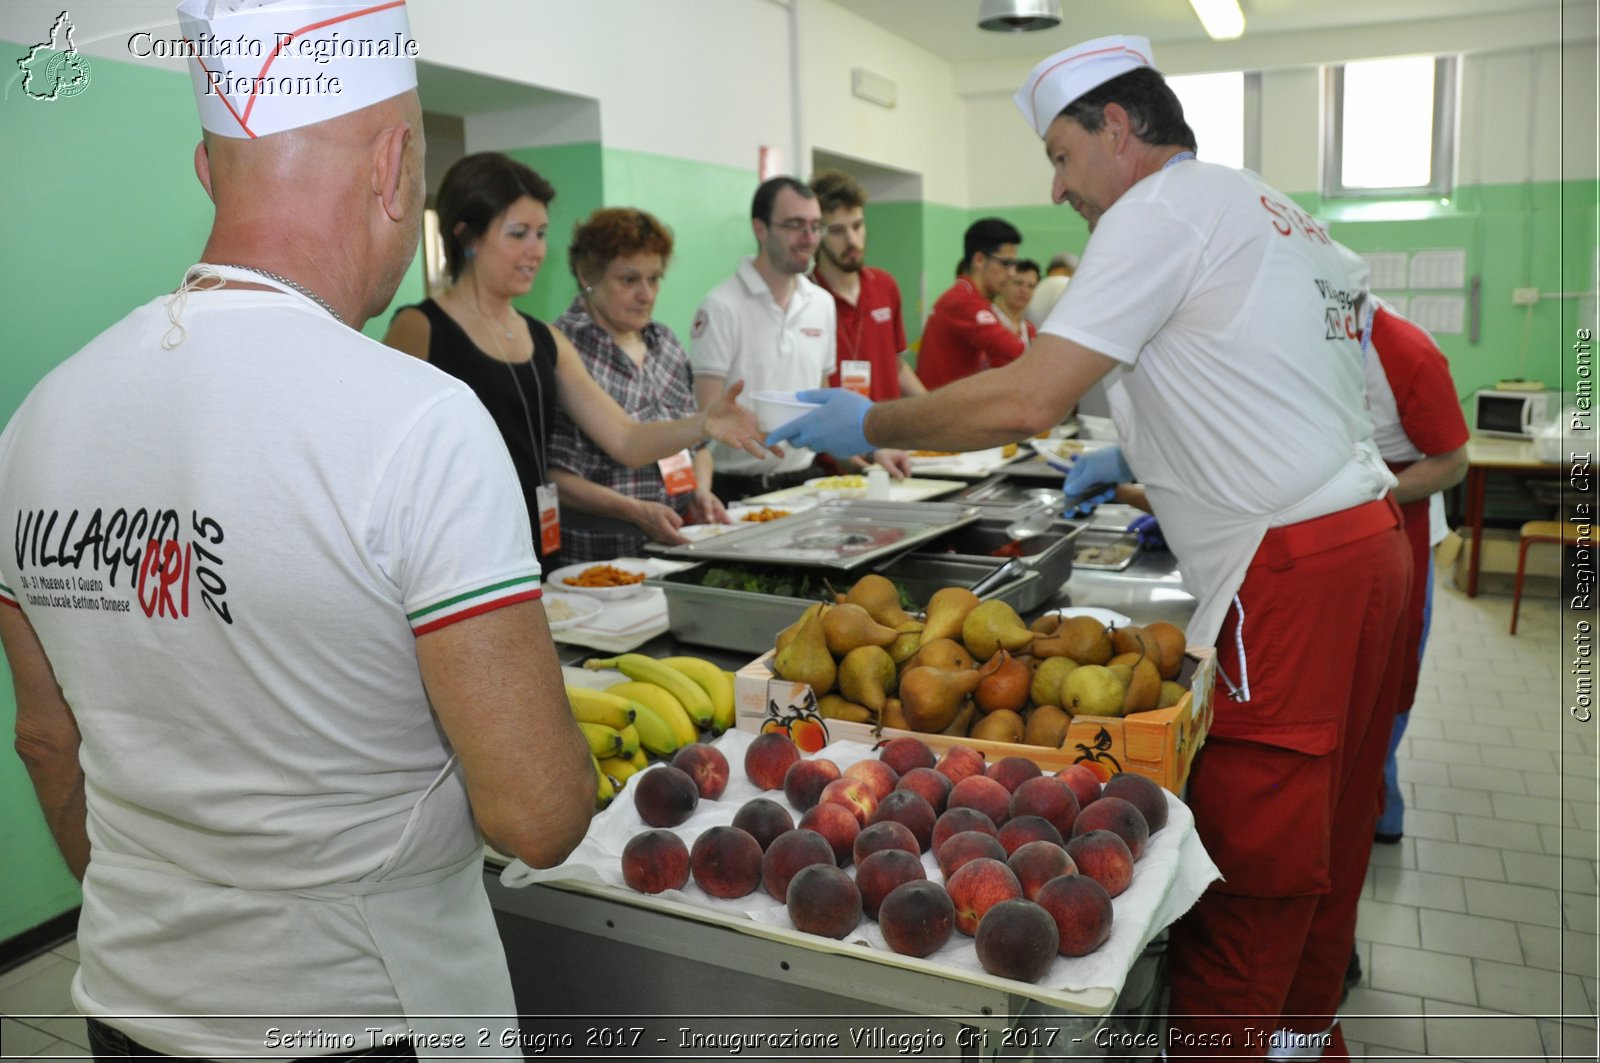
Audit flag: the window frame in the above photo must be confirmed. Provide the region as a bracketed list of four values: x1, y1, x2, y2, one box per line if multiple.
[1166, 69, 1262, 173]
[1322, 55, 1457, 199]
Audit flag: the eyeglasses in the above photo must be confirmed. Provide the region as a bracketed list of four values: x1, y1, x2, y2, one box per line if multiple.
[771, 219, 825, 235]
[986, 254, 1019, 271]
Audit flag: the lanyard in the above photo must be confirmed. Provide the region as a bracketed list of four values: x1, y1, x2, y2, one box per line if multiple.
[1162, 150, 1197, 170]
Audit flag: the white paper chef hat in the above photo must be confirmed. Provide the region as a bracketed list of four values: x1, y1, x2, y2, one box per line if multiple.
[175, 0, 417, 139]
[1013, 35, 1154, 139]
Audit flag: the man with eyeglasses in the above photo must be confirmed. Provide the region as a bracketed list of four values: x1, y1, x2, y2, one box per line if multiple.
[914, 217, 1029, 389]
[691, 176, 904, 501]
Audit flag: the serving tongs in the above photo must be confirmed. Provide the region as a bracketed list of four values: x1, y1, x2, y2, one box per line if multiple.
[1003, 491, 1067, 541]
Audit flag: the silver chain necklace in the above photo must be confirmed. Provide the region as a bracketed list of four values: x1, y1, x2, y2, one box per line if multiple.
[214, 263, 344, 325]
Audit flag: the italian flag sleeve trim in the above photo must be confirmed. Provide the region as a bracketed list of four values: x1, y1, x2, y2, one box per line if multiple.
[408, 574, 542, 636]
[0, 580, 17, 609]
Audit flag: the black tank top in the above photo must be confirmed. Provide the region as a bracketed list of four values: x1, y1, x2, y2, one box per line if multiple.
[408, 298, 561, 563]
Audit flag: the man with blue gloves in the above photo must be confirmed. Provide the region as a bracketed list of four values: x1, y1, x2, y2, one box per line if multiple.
[769, 34, 1411, 1060]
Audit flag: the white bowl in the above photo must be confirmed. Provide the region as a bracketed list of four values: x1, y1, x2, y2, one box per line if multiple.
[546, 561, 651, 600]
[750, 391, 820, 433]
[541, 591, 603, 631]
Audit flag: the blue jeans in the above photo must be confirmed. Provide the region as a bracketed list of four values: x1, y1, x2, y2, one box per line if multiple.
[1377, 555, 1434, 837]
[88, 1019, 417, 1063]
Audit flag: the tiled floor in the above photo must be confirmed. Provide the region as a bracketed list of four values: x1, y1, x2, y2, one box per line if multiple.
[0, 570, 1594, 1060]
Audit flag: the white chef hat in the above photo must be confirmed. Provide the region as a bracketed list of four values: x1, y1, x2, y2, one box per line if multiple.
[1013, 35, 1155, 139]
[175, 0, 417, 139]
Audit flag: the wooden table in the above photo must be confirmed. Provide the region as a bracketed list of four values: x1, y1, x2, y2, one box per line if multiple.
[1461, 433, 1565, 597]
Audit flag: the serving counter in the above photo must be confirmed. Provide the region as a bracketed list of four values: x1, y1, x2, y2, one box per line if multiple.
[487, 528, 1199, 1060]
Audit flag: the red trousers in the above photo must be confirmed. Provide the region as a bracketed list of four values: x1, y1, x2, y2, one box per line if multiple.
[1166, 502, 1412, 1059]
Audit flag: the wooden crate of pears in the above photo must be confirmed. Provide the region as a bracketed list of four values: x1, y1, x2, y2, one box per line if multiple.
[732, 573, 1215, 794]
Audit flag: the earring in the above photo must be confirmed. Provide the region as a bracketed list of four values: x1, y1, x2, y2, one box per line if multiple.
[465, 247, 476, 260]
[582, 285, 594, 295]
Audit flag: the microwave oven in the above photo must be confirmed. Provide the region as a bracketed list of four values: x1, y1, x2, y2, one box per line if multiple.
[1473, 388, 1557, 439]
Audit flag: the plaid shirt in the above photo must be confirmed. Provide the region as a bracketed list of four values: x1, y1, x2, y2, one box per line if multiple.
[550, 297, 700, 561]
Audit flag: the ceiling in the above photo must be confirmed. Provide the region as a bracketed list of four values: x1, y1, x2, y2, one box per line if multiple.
[827, 0, 1579, 64]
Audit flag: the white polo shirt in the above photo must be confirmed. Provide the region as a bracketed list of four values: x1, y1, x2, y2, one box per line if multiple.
[690, 256, 837, 477]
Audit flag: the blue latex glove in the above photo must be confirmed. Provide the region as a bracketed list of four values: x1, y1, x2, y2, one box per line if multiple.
[1060, 445, 1133, 517]
[763, 388, 874, 457]
[1127, 513, 1166, 550]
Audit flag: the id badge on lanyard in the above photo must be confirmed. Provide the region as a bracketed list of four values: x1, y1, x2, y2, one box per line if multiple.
[658, 449, 697, 496]
[839, 360, 872, 397]
[535, 482, 561, 555]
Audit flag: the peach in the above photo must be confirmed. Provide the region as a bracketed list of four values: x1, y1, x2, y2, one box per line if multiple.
[632, 765, 699, 828]
[745, 731, 802, 791]
[896, 767, 953, 814]
[1007, 839, 1076, 900]
[936, 830, 1008, 880]
[1072, 796, 1150, 860]
[945, 857, 1023, 936]
[689, 825, 763, 899]
[1102, 772, 1169, 833]
[869, 790, 937, 852]
[731, 797, 793, 851]
[785, 863, 862, 939]
[1009, 776, 1080, 838]
[878, 879, 955, 957]
[782, 757, 840, 812]
[985, 755, 1043, 793]
[1035, 873, 1114, 956]
[819, 777, 878, 827]
[855, 848, 926, 920]
[996, 815, 1064, 856]
[1056, 763, 1102, 809]
[948, 774, 1012, 828]
[1064, 829, 1135, 898]
[761, 828, 836, 902]
[932, 806, 997, 853]
[843, 758, 900, 802]
[620, 829, 690, 895]
[853, 819, 920, 867]
[878, 735, 936, 776]
[799, 801, 861, 866]
[670, 743, 730, 800]
[934, 744, 986, 785]
[975, 899, 1059, 983]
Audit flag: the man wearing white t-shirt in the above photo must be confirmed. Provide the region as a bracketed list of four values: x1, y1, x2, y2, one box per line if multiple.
[769, 35, 1410, 1058]
[0, 2, 593, 1059]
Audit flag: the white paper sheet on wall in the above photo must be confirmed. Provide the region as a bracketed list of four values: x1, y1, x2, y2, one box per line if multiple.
[1363, 252, 1410, 291]
[1408, 249, 1467, 290]
[1376, 293, 1409, 317]
[1408, 295, 1466, 334]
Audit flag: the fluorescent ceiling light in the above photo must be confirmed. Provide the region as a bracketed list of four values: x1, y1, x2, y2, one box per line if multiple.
[978, 0, 1062, 33]
[1188, 0, 1245, 40]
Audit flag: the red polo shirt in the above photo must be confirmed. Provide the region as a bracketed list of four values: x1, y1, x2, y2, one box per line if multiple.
[813, 266, 909, 401]
[916, 277, 1028, 389]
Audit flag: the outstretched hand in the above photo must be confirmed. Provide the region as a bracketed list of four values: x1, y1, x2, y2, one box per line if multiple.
[706, 379, 779, 459]
[763, 388, 874, 457]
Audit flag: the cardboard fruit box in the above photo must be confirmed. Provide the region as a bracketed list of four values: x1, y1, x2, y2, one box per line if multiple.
[734, 647, 1215, 795]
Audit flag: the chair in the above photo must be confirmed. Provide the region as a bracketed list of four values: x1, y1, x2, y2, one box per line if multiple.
[1510, 520, 1579, 634]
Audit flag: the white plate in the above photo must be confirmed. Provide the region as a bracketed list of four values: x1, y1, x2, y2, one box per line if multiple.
[1043, 606, 1134, 629]
[541, 591, 603, 631]
[546, 561, 652, 600]
[1028, 437, 1116, 464]
[803, 475, 868, 497]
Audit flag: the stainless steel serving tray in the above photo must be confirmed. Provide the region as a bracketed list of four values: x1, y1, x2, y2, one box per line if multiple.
[910, 518, 1085, 611]
[657, 499, 981, 571]
[1071, 526, 1143, 571]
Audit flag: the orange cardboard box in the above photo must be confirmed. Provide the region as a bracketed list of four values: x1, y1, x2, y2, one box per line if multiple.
[734, 647, 1215, 795]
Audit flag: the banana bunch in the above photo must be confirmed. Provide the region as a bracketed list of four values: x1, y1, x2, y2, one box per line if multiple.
[584, 654, 736, 736]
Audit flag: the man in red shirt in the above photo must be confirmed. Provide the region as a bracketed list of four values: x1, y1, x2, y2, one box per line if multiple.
[810, 170, 927, 401]
[915, 217, 1028, 389]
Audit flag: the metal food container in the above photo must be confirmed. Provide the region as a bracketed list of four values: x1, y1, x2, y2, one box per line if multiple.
[646, 554, 1041, 654]
[909, 518, 1083, 611]
[1072, 527, 1143, 571]
[657, 499, 981, 571]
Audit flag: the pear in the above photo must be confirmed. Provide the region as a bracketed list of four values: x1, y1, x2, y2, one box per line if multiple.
[844, 573, 917, 628]
[1106, 663, 1135, 692]
[974, 649, 1031, 715]
[1110, 623, 1155, 661]
[1062, 664, 1125, 718]
[881, 697, 910, 731]
[1030, 612, 1063, 637]
[1144, 621, 1188, 680]
[941, 701, 979, 737]
[887, 629, 922, 666]
[821, 602, 899, 657]
[971, 708, 1025, 744]
[908, 637, 975, 673]
[1107, 651, 1144, 668]
[1123, 657, 1162, 715]
[773, 604, 836, 695]
[837, 644, 896, 712]
[920, 587, 981, 645]
[1030, 656, 1079, 708]
[961, 600, 1034, 661]
[775, 602, 826, 655]
[818, 693, 874, 723]
[899, 665, 982, 733]
[1023, 704, 1071, 748]
[1158, 680, 1186, 709]
[1034, 614, 1113, 664]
